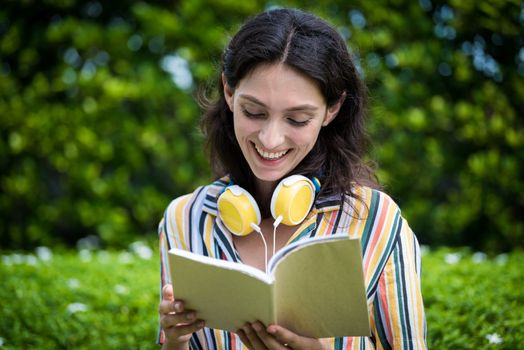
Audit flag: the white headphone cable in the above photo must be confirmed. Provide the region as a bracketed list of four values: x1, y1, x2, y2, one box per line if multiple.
[272, 216, 283, 258]
[250, 223, 268, 273]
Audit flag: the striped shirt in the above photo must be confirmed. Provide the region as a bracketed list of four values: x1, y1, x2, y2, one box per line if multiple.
[158, 177, 427, 349]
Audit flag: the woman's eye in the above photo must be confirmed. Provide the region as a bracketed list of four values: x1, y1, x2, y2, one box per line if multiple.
[242, 108, 265, 118]
[287, 118, 310, 127]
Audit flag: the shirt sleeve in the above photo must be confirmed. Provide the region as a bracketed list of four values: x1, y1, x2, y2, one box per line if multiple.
[157, 210, 171, 345]
[157, 194, 192, 345]
[371, 218, 427, 349]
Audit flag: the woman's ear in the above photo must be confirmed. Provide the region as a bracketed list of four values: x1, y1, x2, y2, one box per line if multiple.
[222, 73, 234, 112]
[322, 91, 346, 126]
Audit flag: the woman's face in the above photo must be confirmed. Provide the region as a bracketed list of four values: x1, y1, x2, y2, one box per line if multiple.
[224, 63, 341, 187]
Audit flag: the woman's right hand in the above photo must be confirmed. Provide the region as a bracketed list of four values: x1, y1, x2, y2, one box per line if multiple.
[159, 284, 205, 350]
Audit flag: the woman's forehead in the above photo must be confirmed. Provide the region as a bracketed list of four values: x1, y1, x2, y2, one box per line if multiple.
[235, 63, 326, 109]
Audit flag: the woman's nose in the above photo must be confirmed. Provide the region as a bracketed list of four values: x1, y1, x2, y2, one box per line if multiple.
[258, 120, 285, 150]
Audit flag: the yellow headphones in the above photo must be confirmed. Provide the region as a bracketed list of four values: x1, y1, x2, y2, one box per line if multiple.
[217, 175, 321, 236]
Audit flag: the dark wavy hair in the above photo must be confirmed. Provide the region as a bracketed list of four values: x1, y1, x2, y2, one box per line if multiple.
[201, 8, 379, 204]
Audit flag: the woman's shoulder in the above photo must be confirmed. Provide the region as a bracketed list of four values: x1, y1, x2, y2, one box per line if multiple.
[349, 183, 402, 214]
[164, 176, 230, 216]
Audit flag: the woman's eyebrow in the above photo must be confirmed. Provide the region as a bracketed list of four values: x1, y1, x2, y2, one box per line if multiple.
[238, 94, 319, 112]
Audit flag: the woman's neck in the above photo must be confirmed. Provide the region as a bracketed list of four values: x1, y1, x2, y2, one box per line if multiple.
[254, 178, 277, 219]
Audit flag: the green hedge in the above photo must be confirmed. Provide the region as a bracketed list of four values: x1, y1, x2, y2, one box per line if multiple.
[1, 245, 522, 349]
[422, 248, 524, 349]
[0, 243, 158, 349]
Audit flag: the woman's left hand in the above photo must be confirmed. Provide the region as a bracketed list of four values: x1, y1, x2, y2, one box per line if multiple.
[236, 322, 330, 350]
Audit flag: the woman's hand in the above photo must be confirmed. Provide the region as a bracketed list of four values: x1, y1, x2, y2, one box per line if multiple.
[236, 322, 330, 350]
[159, 284, 205, 350]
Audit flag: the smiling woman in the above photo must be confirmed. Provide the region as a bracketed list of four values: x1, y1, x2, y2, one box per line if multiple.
[158, 8, 427, 350]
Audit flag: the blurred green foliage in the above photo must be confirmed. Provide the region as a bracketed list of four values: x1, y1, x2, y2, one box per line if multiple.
[0, 0, 523, 251]
[1, 246, 522, 348]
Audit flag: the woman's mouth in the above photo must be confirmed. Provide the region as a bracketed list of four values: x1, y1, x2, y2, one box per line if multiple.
[254, 143, 290, 161]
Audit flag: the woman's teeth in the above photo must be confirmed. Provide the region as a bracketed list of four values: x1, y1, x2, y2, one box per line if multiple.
[254, 144, 289, 160]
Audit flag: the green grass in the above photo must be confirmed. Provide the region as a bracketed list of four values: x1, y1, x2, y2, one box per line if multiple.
[0, 244, 522, 349]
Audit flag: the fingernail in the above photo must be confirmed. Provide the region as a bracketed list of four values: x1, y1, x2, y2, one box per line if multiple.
[174, 302, 182, 312]
[252, 322, 262, 332]
[267, 325, 276, 334]
[186, 312, 195, 320]
[243, 325, 251, 334]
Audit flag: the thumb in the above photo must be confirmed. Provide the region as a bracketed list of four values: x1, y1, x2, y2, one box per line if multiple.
[162, 283, 174, 301]
[267, 325, 302, 348]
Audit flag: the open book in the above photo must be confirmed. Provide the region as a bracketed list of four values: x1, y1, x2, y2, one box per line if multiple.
[168, 235, 370, 338]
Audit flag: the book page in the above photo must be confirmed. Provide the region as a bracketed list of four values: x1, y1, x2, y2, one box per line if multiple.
[268, 235, 348, 273]
[273, 237, 370, 338]
[168, 248, 276, 332]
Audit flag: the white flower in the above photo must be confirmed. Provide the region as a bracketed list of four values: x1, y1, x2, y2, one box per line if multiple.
[1, 255, 13, 266]
[97, 250, 110, 263]
[114, 284, 129, 295]
[444, 252, 461, 264]
[76, 235, 100, 251]
[25, 255, 38, 266]
[11, 254, 24, 264]
[36, 246, 53, 262]
[79, 249, 92, 262]
[472, 252, 487, 264]
[486, 333, 503, 344]
[66, 302, 88, 314]
[129, 241, 153, 260]
[495, 254, 508, 265]
[118, 251, 133, 264]
[67, 278, 81, 289]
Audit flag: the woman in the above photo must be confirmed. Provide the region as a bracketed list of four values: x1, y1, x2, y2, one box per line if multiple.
[158, 8, 427, 350]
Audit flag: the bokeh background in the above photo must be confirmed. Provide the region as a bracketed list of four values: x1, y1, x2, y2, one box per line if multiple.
[1, 0, 523, 349]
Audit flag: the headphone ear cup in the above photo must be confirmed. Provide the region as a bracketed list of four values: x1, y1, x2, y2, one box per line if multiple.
[270, 175, 316, 226]
[217, 185, 261, 236]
